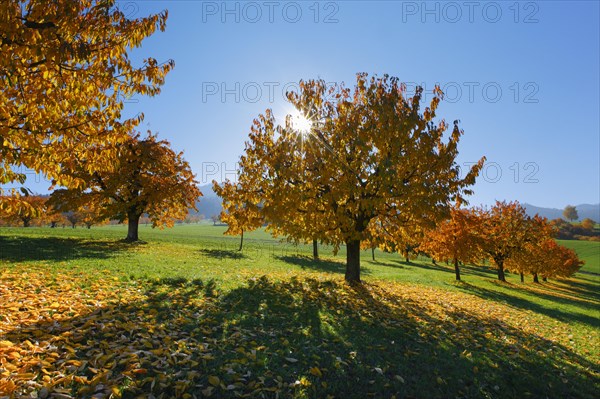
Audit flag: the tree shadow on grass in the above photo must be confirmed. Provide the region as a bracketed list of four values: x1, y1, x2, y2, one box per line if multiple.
[368, 258, 406, 269]
[456, 281, 600, 329]
[541, 281, 600, 305]
[274, 254, 368, 275]
[198, 248, 247, 260]
[3, 274, 598, 398]
[461, 264, 502, 279]
[217, 279, 599, 398]
[504, 280, 600, 313]
[389, 259, 450, 272]
[395, 260, 509, 281]
[0, 235, 131, 263]
[557, 276, 600, 303]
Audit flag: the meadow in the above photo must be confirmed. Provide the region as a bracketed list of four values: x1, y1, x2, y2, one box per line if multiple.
[1, 224, 599, 398]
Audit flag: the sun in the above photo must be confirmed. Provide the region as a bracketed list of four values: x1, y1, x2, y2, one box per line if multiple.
[290, 110, 312, 134]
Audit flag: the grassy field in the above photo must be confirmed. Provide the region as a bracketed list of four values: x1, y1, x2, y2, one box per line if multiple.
[1, 225, 598, 398]
[558, 239, 600, 274]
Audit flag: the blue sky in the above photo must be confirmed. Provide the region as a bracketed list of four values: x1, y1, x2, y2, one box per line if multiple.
[23, 1, 600, 208]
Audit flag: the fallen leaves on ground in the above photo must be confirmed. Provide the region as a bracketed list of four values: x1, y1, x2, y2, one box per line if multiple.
[0, 267, 598, 398]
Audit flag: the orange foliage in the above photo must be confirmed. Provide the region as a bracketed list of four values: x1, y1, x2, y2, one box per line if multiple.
[421, 205, 481, 280]
[1, 0, 173, 205]
[0, 195, 47, 227]
[213, 180, 263, 251]
[475, 201, 546, 282]
[232, 74, 485, 282]
[507, 239, 584, 282]
[50, 132, 201, 241]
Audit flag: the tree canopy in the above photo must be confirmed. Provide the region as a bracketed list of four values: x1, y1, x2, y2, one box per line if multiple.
[563, 205, 579, 222]
[0, 0, 173, 205]
[50, 132, 201, 241]
[476, 201, 554, 282]
[213, 180, 263, 251]
[226, 74, 485, 282]
[421, 204, 482, 281]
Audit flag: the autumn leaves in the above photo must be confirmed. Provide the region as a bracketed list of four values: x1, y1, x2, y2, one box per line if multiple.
[0, 2, 583, 281]
[1, 2, 198, 241]
[214, 75, 485, 282]
[213, 76, 583, 283]
[422, 201, 583, 282]
[1, 1, 173, 192]
[49, 133, 201, 242]
[2, 267, 596, 398]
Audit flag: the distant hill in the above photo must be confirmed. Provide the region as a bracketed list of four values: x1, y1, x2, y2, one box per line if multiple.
[191, 184, 223, 218]
[523, 203, 600, 222]
[192, 185, 599, 223]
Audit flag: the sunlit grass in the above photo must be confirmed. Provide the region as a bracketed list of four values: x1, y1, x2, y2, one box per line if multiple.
[1, 224, 598, 398]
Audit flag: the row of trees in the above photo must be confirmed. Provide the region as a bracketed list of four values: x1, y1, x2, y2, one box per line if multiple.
[551, 218, 599, 241]
[0, 193, 206, 229]
[0, 194, 101, 228]
[421, 201, 583, 282]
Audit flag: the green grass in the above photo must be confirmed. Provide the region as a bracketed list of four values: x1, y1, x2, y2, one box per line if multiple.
[1, 224, 599, 398]
[558, 239, 600, 274]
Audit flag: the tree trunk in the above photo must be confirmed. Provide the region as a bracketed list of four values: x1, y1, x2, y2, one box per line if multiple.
[497, 260, 506, 282]
[345, 239, 361, 283]
[71, 223, 76, 229]
[87, 225, 91, 229]
[126, 212, 141, 241]
[542, 276, 547, 282]
[313, 239, 319, 260]
[432, 259, 437, 265]
[520, 272, 524, 283]
[23, 219, 30, 228]
[533, 273, 539, 283]
[238, 230, 244, 251]
[371, 247, 375, 261]
[454, 258, 461, 281]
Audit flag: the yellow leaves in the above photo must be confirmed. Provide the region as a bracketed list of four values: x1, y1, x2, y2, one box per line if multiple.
[0, 194, 48, 227]
[48, 131, 201, 240]
[1, 265, 596, 398]
[0, 379, 17, 395]
[111, 386, 122, 397]
[213, 179, 264, 239]
[235, 74, 483, 280]
[1, 0, 172, 193]
[0, 340, 15, 348]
